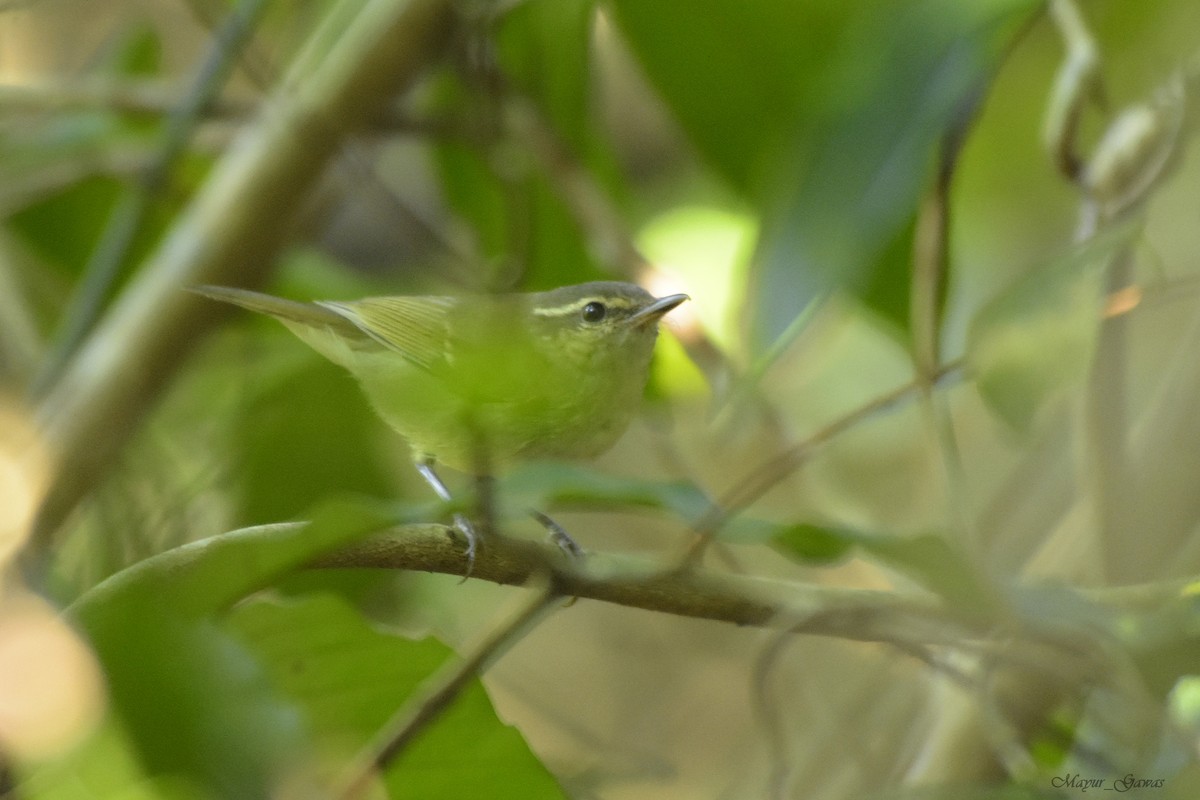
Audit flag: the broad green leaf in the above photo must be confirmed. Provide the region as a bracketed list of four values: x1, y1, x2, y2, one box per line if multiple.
[227, 593, 567, 799]
[966, 222, 1139, 432]
[65, 500, 399, 797]
[607, 0, 820, 195]
[76, 613, 307, 799]
[72, 498, 397, 621]
[609, 0, 1037, 346]
[748, 0, 1038, 346]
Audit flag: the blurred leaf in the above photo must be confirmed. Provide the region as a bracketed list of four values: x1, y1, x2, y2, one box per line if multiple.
[66, 499, 398, 796]
[610, 0, 1037, 346]
[749, 0, 1037, 348]
[1117, 593, 1200, 699]
[21, 718, 205, 800]
[4, 26, 169, 273]
[769, 522, 855, 564]
[108, 25, 162, 77]
[501, 461, 711, 521]
[73, 497, 397, 620]
[859, 532, 992, 610]
[771, 520, 991, 608]
[227, 593, 567, 799]
[433, 131, 509, 262]
[966, 222, 1139, 432]
[8, 175, 122, 277]
[433, 124, 605, 290]
[607, 0, 821, 195]
[637, 204, 757, 352]
[498, 0, 596, 148]
[521, 176, 606, 289]
[1026, 708, 1080, 772]
[78, 613, 306, 798]
[431, 0, 618, 291]
[232, 349, 397, 526]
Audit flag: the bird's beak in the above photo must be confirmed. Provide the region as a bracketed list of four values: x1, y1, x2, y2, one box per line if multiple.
[627, 293, 689, 326]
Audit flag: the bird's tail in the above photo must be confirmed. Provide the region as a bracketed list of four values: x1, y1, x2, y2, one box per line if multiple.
[191, 285, 360, 335]
[191, 285, 379, 369]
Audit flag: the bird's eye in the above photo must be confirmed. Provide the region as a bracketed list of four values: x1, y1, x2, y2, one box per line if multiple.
[581, 301, 607, 323]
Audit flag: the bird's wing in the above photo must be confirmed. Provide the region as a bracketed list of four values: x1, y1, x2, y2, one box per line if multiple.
[318, 296, 453, 372]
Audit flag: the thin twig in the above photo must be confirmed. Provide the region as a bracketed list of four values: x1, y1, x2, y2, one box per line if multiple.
[750, 629, 796, 800]
[910, 65, 1000, 556]
[1044, 0, 1103, 182]
[1044, 3, 1197, 581]
[337, 583, 559, 799]
[682, 360, 965, 567]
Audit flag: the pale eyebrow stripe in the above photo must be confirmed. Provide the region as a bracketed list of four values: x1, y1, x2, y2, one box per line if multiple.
[530, 298, 640, 317]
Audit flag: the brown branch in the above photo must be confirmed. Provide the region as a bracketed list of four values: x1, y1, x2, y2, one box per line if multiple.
[313, 525, 976, 645]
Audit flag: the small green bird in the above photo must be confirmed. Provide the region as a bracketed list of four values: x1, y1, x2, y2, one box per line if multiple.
[194, 281, 688, 562]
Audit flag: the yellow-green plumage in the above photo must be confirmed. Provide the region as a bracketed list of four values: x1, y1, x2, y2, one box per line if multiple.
[193, 282, 686, 473]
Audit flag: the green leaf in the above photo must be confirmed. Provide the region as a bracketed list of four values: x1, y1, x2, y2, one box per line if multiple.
[72, 497, 397, 621]
[610, 0, 1037, 347]
[227, 593, 567, 799]
[500, 461, 712, 521]
[7, 175, 123, 278]
[107, 25, 163, 78]
[79, 613, 307, 799]
[748, 0, 1037, 348]
[497, 0, 597, 148]
[63, 500, 399, 797]
[771, 521, 991, 609]
[231, 348, 398, 526]
[21, 717, 207, 800]
[770, 523, 854, 564]
[966, 222, 1140, 432]
[858, 532, 991, 610]
[1116, 593, 1200, 699]
[607, 0, 819, 195]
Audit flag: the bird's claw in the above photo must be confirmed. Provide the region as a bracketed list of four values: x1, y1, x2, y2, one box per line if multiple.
[452, 513, 478, 581]
[531, 510, 584, 560]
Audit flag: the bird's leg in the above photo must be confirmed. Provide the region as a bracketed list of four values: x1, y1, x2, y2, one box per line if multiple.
[473, 472, 497, 540]
[530, 510, 584, 559]
[415, 459, 479, 573]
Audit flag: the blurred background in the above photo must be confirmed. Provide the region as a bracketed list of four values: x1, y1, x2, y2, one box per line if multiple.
[2, 0, 1200, 798]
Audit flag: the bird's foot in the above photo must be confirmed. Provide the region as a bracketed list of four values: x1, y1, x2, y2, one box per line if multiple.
[531, 510, 584, 560]
[450, 513, 479, 580]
